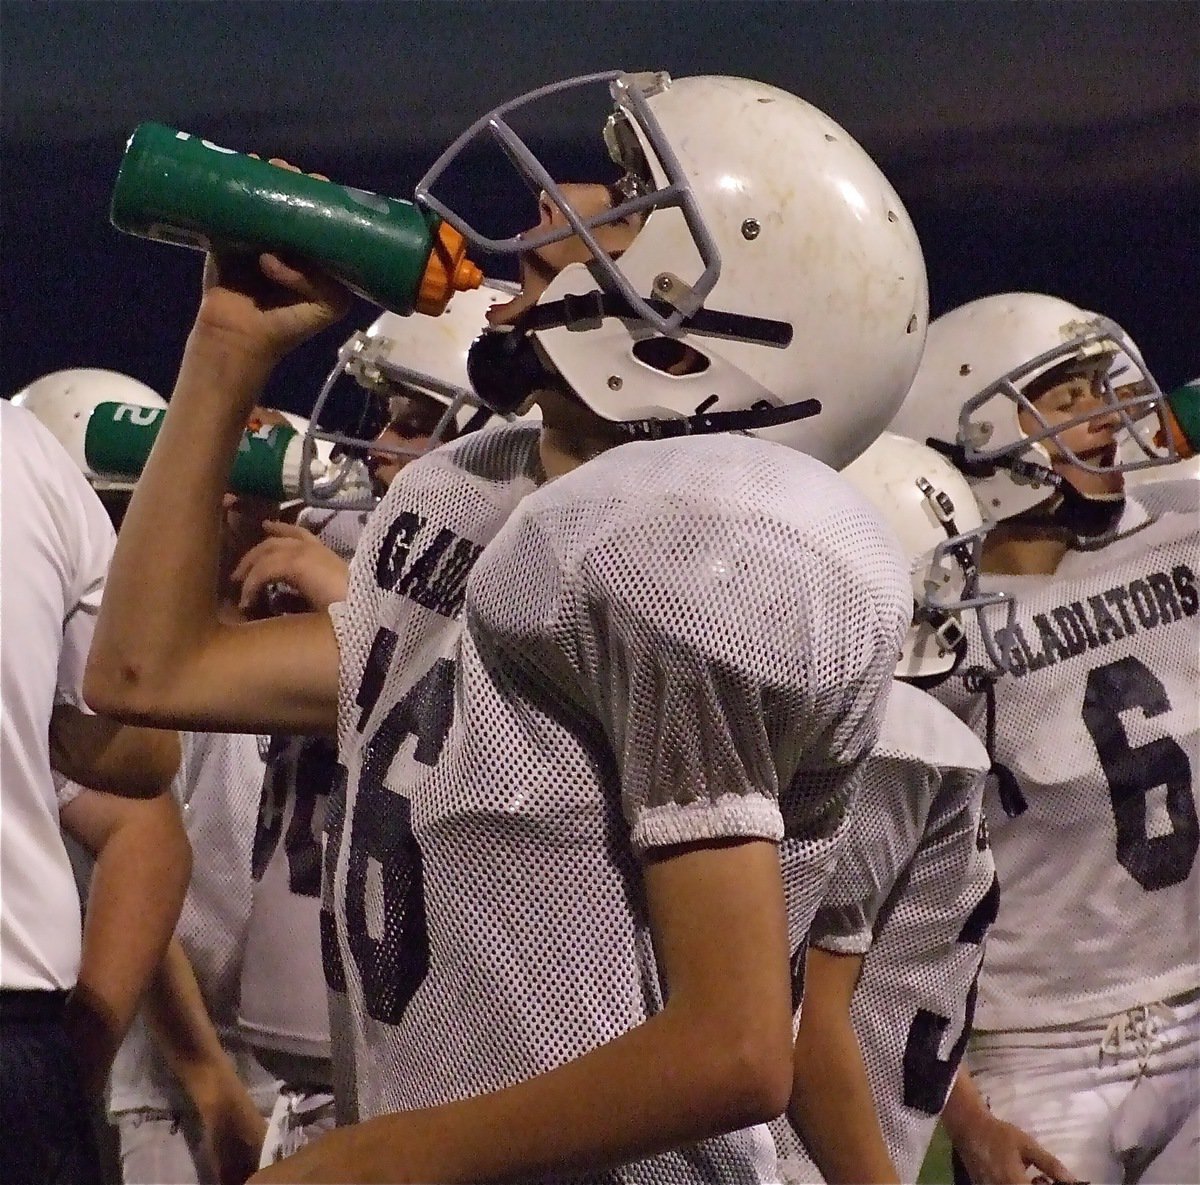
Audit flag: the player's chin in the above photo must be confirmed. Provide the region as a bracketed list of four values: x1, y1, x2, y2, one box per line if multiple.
[488, 253, 560, 327]
[1075, 439, 1117, 467]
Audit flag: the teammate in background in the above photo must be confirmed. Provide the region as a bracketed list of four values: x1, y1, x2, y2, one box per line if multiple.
[15, 371, 284, 1184]
[301, 279, 520, 509]
[893, 294, 1199, 1184]
[1, 394, 186, 1185]
[88, 71, 926, 1183]
[773, 435, 1050, 1184]
[231, 280, 518, 623]
[234, 503, 352, 1171]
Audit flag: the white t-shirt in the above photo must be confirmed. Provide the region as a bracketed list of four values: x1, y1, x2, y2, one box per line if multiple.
[0, 401, 115, 990]
[326, 423, 909, 1182]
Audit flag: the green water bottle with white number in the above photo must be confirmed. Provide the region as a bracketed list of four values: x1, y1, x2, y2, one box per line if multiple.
[82, 402, 371, 505]
[110, 122, 482, 315]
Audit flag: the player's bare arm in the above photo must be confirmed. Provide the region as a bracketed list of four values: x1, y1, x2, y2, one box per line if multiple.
[49, 704, 181, 798]
[58, 786, 191, 1095]
[86, 245, 350, 736]
[249, 838, 794, 1184]
[143, 938, 268, 1184]
[788, 947, 900, 1184]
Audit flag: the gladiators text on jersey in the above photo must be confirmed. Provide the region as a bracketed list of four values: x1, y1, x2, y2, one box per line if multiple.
[374, 510, 485, 620]
[995, 563, 1197, 678]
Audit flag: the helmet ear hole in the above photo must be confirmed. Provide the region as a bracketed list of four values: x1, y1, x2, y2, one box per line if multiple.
[631, 336, 709, 376]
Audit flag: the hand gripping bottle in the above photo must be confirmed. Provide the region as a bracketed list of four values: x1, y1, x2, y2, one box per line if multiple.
[81, 400, 372, 506]
[110, 123, 483, 315]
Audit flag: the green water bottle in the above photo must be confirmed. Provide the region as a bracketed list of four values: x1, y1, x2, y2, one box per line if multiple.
[83, 401, 372, 504]
[1160, 378, 1200, 460]
[110, 122, 482, 315]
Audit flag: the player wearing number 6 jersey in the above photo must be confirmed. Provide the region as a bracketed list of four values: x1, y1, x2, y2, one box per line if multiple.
[893, 294, 1199, 1185]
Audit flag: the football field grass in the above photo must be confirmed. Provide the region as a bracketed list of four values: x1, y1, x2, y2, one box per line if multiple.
[917, 1124, 954, 1184]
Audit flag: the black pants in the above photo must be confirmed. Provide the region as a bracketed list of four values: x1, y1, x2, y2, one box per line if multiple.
[0, 990, 103, 1185]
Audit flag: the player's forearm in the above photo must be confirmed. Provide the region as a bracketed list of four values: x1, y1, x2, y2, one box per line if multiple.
[347, 1005, 790, 1183]
[940, 1069, 990, 1146]
[144, 938, 239, 1106]
[787, 950, 899, 1185]
[787, 1025, 898, 1184]
[66, 795, 191, 1092]
[49, 706, 180, 799]
[86, 331, 274, 716]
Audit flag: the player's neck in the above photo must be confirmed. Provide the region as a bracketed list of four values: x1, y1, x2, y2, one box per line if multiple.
[980, 522, 1069, 576]
[535, 388, 626, 482]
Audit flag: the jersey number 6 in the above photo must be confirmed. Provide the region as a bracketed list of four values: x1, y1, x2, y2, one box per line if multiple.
[340, 626, 456, 1024]
[1082, 656, 1198, 892]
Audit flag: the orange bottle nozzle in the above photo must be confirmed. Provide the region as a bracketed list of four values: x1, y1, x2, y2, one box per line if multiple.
[416, 221, 484, 315]
[1157, 406, 1196, 460]
[1152, 381, 1200, 460]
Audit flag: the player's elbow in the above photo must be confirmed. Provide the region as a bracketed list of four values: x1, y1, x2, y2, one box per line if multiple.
[84, 656, 149, 722]
[707, 1020, 795, 1128]
[84, 649, 186, 729]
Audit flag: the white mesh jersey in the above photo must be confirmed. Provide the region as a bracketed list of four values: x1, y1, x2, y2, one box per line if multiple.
[772, 681, 997, 1183]
[934, 479, 1200, 1030]
[109, 729, 278, 1113]
[295, 505, 372, 563]
[326, 421, 909, 1183]
[239, 510, 367, 1062]
[239, 732, 337, 1060]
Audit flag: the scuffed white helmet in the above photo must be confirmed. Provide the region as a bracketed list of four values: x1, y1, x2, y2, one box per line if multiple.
[841, 433, 1012, 681]
[11, 368, 167, 492]
[303, 280, 517, 509]
[418, 70, 928, 469]
[890, 293, 1174, 523]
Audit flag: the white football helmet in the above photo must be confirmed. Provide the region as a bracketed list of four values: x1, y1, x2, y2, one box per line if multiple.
[417, 70, 928, 469]
[890, 293, 1174, 523]
[841, 433, 1012, 681]
[303, 280, 518, 509]
[11, 368, 167, 491]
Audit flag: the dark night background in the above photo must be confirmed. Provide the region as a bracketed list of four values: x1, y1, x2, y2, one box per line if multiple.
[2, 0, 1197, 416]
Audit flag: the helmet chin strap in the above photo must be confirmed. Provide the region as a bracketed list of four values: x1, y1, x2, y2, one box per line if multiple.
[904, 609, 969, 691]
[963, 666, 1028, 819]
[926, 435, 1125, 546]
[468, 292, 817, 437]
[1038, 481, 1127, 548]
[612, 397, 822, 441]
[925, 436, 1063, 490]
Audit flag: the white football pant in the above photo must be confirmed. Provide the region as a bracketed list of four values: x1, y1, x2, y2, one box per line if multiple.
[967, 988, 1200, 1184]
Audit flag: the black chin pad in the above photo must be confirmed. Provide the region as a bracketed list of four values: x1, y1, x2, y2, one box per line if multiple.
[466, 329, 549, 416]
[1053, 483, 1127, 545]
